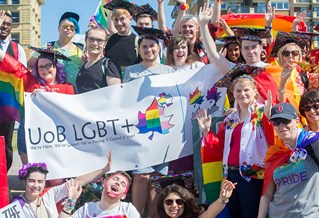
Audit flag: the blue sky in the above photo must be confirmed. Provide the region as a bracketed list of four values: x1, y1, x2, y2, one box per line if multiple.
[41, 0, 175, 44]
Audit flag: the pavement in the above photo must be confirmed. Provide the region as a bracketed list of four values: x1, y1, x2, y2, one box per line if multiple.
[7, 149, 25, 201]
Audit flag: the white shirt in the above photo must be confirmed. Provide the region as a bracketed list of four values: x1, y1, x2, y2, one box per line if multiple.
[0, 37, 27, 67]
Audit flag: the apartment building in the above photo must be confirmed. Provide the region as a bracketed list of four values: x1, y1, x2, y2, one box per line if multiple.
[0, 0, 44, 59]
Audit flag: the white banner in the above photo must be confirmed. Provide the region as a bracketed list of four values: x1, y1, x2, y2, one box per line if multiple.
[25, 64, 227, 179]
[0, 201, 26, 218]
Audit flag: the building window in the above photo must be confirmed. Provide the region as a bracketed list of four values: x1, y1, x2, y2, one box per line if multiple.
[0, 0, 7, 4]
[11, 33, 19, 43]
[271, 2, 289, 10]
[12, 0, 20, 4]
[11, 12, 19, 23]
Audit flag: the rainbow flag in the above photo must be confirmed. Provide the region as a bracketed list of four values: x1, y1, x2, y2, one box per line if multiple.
[219, 13, 306, 37]
[94, 0, 110, 28]
[0, 71, 24, 123]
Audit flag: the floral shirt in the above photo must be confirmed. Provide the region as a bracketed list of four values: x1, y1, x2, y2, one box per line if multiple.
[203, 102, 274, 181]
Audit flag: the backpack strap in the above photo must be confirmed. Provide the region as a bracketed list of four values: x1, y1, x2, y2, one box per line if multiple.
[305, 145, 319, 168]
[73, 42, 84, 51]
[101, 57, 110, 77]
[47, 41, 84, 51]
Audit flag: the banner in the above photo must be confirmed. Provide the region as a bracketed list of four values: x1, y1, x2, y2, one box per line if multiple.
[25, 65, 227, 179]
[0, 201, 26, 218]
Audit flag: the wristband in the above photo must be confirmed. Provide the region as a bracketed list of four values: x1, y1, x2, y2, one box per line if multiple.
[218, 197, 229, 204]
[62, 209, 72, 215]
[265, 26, 272, 29]
[278, 89, 286, 93]
[178, 3, 189, 11]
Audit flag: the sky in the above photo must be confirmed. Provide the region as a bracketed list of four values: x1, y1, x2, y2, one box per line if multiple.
[41, 0, 175, 44]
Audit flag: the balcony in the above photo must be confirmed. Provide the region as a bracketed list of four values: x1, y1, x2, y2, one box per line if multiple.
[227, 6, 250, 13]
[294, 0, 311, 3]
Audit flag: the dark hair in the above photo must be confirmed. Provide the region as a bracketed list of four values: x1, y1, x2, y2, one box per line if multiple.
[223, 41, 245, 64]
[299, 89, 319, 117]
[156, 184, 204, 218]
[85, 26, 109, 42]
[137, 34, 159, 47]
[33, 57, 67, 85]
[24, 166, 49, 181]
[4, 12, 12, 19]
[165, 34, 200, 66]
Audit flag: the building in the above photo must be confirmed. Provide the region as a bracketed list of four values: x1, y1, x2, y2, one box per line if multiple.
[0, 0, 44, 59]
[168, 0, 319, 46]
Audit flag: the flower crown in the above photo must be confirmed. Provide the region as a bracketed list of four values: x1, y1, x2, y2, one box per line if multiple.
[18, 162, 48, 180]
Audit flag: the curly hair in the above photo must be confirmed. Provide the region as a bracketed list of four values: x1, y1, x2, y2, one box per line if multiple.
[165, 34, 200, 67]
[33, 57, 67, 85]
[156, 184, 204, 218]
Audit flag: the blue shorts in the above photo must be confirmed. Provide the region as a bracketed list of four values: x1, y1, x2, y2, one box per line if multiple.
[132, 162, 169, 175]
[17, 119, 27, 154]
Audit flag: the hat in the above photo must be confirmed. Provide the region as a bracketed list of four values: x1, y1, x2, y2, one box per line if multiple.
[28, 46, 71, 62]
[181, 14, 198, 25]
[103, 0, 139, 17]
[231, 27, 271, 42]
[218, 36, 240, 46]
[135, 3, 157, 21]
[214, 64, 265, 88]
[270, 31, 311, 57]
[269, 103, 298, 121]
[59, 12, 79, 24]
[132, 26, 166, 40]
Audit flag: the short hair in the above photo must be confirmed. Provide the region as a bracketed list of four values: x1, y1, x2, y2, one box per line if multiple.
[165, 34, 200, 66]
[106, 170, 132, 185]
[137, 34, 159, 47]
[156, 184, 204, 218]
[59, 17, 80, 34]
[85, 26, 109, 42]
[4, 12, 12, 19]
[33, 58, 67, 85]
[111, 9, 131, 20]
[299, 89, 319, 117]
[277, 42, 302, 67]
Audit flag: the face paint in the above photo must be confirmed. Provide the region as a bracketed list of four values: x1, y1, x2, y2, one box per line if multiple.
[103, 174, 129, 198]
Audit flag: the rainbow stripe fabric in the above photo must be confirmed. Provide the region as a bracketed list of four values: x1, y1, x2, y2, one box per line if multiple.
[0, 70, 24, 123]
[95, 0, 110, 28]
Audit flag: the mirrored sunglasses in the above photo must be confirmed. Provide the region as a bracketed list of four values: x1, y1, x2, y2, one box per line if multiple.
[303, 103, 319, 112]
[282, 50, 300, 57]
[60, 24, 76, 31]
[270, 118, 291, 127]
[164, 198, 184, 206]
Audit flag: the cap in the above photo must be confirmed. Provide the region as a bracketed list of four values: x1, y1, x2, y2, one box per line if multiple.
[132, 26, 166, 40]
[28, 46, 71, 62]
[231, 27, 271, 42]
[269, 103, 298, 121]
[135, 3, 157, 21]
[214, 64, 265, 88]
[103, 0, 138, 17]
[59, 12, 79, 24]
[218, 36, 240, 46]
[270, 31, 311, 57]
[181, 14, 198, 25]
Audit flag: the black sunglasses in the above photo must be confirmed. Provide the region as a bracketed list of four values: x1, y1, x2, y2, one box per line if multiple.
[282, 50, 300, 57]
[164, 198, 184, 206]
[303, 103, 319, 112]
[271, 118, 291, 127]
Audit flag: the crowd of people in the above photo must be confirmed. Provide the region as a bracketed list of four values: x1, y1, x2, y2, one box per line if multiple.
[0, 0, 319, 217]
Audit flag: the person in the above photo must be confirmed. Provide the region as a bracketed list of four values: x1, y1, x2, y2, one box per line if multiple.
[258, 102, 319, 218]
[0, 45, 75, 164]
[27, 12, 84, 90]
[123, 34, 174, 217]
[14, 152, 112, 218]
[59, 171, 140, 218]
[0, 10, 27, 171]
[76, 26, 121, 94]
[219, 36, 245, 64]
[299, 89, 319, 131]
[156, 180, 236, 218]
[165, 34, 205, 71]
[197, 72, 274, 218]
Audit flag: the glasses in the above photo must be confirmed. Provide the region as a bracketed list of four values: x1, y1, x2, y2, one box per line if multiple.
[60, 24, 76, 32]
[282, 50, 300, 57]
[87, 37, 106, 45]
[303, 103, 319, 112]
[164, 198, 184, 206]
[271, 118, 291, 127]
[38, 63, 54, 72]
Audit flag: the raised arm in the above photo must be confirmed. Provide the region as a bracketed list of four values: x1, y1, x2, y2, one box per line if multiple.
[264, 4, 275, 45]
[219, 18, 234, 36]
[292, 11, 306, 32]
[198, 3, 232, 74]
[157, 0, 166, 32]
[197, 108, 212, 138]
[277, 62, 295, 103]
[171, 1, 186, 36]
[210, 0, 221, 25]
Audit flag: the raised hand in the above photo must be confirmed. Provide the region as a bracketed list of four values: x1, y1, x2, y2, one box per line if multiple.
[198, 3, 213, 26]
[220, 179, 236, 201]
[0, 10, 6, 27]
[264, 90, 272, 119]
[66, 178, 82, 200]
[196, 108, 212, 138]
[292, 11, 306, 31]
[102, 151, 112, 174]
[264, 4, 275, 26]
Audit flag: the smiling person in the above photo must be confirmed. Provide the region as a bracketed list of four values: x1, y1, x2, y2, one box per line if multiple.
[219, 36, 245, 64]
[299, 90, 319, 132]
[14, 152, 112, 218]
[59, 171, 140, 218]
[258, 102, 319, 218]
[76, 26, 121, 94]
[27, 12, 84, 90]
[156, 180, 236, 218]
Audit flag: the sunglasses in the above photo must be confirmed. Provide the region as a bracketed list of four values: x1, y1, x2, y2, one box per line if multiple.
[38, 63, 54, 72]
[303, 103, 319, 112]
[270, 118, 291, 127]
[282, 50, 300, 57]
[164, 198, 184, 206]
[60, 24, 76, 31]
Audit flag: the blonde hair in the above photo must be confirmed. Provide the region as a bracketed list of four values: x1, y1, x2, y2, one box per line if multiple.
[111, 9, 131, 20]
[277, 42, 302, 67]
[231, 76, 259, 101]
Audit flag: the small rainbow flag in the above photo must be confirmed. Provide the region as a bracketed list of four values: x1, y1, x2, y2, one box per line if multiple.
[94, 0, 110, 28]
